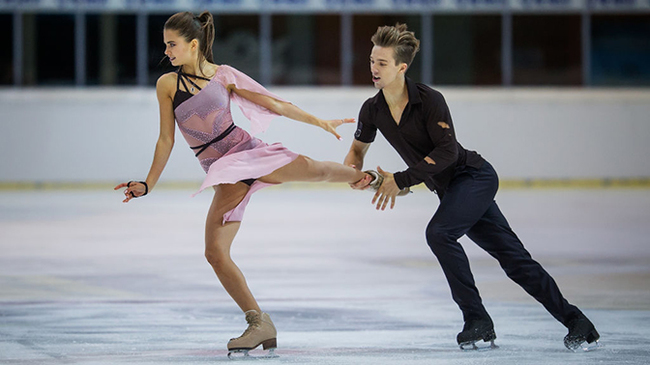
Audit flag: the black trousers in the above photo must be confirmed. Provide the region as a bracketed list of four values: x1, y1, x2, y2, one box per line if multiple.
[426, 161, 581, 326]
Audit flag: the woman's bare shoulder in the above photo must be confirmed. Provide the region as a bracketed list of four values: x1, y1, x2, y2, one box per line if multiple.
[157, 72, 177, 88]
[156, 72, 178, 100]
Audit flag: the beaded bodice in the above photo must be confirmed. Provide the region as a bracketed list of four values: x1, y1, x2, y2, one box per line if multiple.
[173, 67, 252, 172]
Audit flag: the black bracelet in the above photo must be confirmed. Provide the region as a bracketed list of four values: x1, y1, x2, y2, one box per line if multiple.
[127, 181, 149, 198]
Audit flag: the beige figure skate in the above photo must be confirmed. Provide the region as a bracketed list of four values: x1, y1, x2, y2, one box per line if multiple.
[227, 310, 278, 359]
[364, 170, 411, 196]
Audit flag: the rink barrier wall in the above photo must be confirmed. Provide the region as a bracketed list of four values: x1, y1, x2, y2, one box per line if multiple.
[1, 87, 649, 184]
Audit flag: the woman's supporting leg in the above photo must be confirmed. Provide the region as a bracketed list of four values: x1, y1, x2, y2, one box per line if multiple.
[258, 155, 367, 184]
[204, 182, 261, 313]
[204, 182, 279, 354]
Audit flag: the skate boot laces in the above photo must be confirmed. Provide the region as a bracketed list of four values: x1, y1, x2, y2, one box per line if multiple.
[231, 311, 262, 341]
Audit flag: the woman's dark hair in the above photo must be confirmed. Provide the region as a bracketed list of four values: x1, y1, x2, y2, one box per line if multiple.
[164, 11, 215, 73]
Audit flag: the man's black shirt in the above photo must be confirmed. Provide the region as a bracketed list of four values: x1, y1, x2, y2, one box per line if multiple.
[355, 77, 484, 194]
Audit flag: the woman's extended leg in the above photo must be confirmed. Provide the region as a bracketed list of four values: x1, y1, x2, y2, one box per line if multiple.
[258, 155, 367, 184]
[205, 182, 260, 313]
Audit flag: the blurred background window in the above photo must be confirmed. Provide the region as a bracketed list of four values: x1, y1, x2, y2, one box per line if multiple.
[432, 15, 502, 86]
[33, 14, 76, 86]
[512, 15, 582, 86]
[3, 8, 650, 87]
[86, 14, 137, 86]
[272, 15, 341, 85]
[148, 14, 176, 84]
[0, 14, 12, 85]
[591, 14, 650, 87]
[213, 15, 261, 82]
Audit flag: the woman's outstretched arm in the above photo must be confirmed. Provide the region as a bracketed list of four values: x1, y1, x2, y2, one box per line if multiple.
[228, 84, 353, 140]
[114, 74, 176, 202]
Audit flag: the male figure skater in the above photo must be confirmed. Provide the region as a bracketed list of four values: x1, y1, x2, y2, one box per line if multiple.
[345, 23, 600, 351]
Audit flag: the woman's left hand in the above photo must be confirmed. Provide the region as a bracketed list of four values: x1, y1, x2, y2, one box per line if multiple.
[320, 118, 355, 140]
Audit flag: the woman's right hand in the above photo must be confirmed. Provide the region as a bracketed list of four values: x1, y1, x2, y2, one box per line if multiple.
[114, 181, 148, 203]
[319, 118, 355, 141]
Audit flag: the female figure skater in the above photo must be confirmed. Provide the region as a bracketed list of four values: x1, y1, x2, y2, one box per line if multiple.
[114, 11, 372, 357]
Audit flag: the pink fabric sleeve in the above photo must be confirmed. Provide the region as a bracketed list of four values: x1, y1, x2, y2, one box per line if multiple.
[216, 65, 289, 136]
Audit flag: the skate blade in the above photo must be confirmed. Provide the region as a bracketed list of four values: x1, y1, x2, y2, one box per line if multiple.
[575, 340, 603, 353]
[459, 339, 498, 351]
[396, 188, 412, 196]
[228, 348, 279, 360]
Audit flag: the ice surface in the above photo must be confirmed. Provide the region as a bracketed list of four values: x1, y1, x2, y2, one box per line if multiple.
[1, 187, 649, 364]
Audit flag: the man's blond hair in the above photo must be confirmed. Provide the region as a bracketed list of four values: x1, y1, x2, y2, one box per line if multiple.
[371, 23, 421, 67]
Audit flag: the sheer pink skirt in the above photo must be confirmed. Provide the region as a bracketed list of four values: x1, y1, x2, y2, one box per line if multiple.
[193, 139, 299, 224]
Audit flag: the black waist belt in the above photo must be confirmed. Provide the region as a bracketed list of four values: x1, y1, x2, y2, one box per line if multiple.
[191, 123, 236, 157]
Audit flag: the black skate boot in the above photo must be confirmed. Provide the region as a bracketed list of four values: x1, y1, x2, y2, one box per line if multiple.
[456, 317, 498, 350]
[564, 313, 601, 352]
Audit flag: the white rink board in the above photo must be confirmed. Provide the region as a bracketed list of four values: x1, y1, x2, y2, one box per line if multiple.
[1, 87, 649, 182]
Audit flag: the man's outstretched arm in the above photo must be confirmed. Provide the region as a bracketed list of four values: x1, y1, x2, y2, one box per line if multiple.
[345, 140, 372, 190]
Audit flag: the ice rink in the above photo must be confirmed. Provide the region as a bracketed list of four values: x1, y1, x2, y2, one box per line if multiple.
[1, 186, 649, 364]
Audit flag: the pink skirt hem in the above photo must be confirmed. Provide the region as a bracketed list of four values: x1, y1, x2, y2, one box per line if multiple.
[192, 142, 299, 224]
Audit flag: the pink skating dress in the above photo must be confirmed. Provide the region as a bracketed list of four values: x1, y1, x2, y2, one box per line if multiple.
[173, 65, 299, 223]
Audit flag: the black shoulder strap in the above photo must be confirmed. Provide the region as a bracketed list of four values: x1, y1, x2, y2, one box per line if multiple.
[180, 71, 210, 90]
[176, 69, 189, 93]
